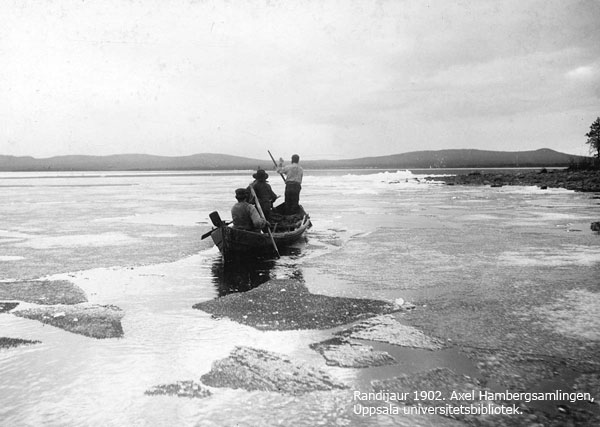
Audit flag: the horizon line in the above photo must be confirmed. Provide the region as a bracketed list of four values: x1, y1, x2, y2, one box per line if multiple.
[0, 147, 590, 162]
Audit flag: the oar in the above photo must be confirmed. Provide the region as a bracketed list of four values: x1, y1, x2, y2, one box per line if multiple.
[201, 211, 227, 239]
[209, 211, 224, 227]
[201, 228, 217, 240]
[268, 150, 287, 183]
[249, 185, 280, 258]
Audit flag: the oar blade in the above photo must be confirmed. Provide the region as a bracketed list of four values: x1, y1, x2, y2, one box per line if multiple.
[209, 211, 223, 227]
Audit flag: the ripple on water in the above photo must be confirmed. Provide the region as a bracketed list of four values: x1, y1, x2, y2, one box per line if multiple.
[499, 245, 600, 267]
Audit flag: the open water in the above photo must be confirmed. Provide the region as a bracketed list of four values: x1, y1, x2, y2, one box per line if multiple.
[0, 170, 599, 426]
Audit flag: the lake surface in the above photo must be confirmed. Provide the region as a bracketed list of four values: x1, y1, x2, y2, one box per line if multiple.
[1, 170, 598, 426]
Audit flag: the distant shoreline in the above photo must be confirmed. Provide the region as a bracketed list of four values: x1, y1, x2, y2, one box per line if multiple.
[0, 166, 568, 179]
[424, 168, 600, 192]
[0, 148, 592, 172]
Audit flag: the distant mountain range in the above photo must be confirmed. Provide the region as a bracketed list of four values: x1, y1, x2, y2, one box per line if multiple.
[0, 149, 590, 171]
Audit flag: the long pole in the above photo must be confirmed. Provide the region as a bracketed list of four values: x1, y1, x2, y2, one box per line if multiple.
[268, 150, 287, 183]
[249, 185, 280, 258]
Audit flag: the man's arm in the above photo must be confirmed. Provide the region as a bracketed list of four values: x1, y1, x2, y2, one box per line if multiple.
[267, 184, 278, 201]
[248, 205, 267, 229]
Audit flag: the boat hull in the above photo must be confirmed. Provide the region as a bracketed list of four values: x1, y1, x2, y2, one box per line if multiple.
[210, 214, 310, 259]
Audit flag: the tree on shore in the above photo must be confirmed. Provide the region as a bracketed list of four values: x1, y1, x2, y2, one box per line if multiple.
[585, 117, 600, 160]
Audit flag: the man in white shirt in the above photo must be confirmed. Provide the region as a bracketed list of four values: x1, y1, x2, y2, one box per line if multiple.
[276, 154, 303, 215]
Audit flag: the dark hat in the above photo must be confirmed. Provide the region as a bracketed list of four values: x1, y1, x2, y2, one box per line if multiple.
[235, 188, 248, 199]
[252, 169, 269, 180]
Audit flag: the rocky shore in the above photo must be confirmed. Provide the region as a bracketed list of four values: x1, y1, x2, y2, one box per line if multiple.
[13, 304, 124, 339]
[3, 272, 599, 425]
[0, 279, 124, 341]
[0, 337, 41, 349]
[424, 168, 600, 192]
[188, 278, 600, 426]
[193, 279, 400, 330]
[200, 346, 348, 395]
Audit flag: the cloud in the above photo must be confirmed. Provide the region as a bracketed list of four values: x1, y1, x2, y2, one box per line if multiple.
[566, 65, 596, 79]
[1, 0, 599, 159]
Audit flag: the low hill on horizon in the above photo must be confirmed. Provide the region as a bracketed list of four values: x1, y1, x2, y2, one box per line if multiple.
[0, 148, 591, 171]
[314, 148, 590, 169]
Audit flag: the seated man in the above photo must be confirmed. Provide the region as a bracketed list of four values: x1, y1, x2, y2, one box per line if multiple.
[231, 188, 267, 231]
[248, 169, 278, 220]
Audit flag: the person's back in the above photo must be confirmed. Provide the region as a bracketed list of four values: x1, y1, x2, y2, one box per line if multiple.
[276, 154, 303, 214]
[249, 169, 278, 219]
[252, 180, 274, 201]
[231, 188, 267, 231]
[280, 162, 303, 184]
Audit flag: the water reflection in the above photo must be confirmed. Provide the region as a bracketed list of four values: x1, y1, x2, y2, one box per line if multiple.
[211, 256, 276, 296]
[210, 246, 305, 297]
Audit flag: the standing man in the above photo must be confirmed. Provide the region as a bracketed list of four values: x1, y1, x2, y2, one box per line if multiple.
[276, 154, 303, 215]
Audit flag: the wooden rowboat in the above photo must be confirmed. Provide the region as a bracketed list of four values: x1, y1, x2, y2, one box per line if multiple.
[208, 206, 311, 259]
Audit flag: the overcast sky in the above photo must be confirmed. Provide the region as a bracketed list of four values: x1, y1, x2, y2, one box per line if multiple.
[1, 0, 599, 160]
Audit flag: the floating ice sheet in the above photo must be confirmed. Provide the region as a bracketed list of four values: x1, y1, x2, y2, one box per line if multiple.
[14, 232, 137, 249]
[94, 211, 201, 227]
[499, 245, 600, 267]
[525, 289, 600, 341]
[0, 256, 24, 261]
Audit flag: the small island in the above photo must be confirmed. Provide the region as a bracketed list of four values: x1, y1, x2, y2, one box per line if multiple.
[424, 167, 600, 193]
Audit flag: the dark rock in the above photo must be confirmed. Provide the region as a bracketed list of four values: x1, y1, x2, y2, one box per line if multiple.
[13, 304, 124, 339]
[591, 222, 600, 232]
[0, 337, 41, 349]
[0, 302, 19, 313]
[200, 346, 347, 394]
[193, 279, 399, 331]
[425, 170, 600, 192]
[145, 381, 211, 398]
[0, 280, 87, 305]
[309, 337, 396, 368]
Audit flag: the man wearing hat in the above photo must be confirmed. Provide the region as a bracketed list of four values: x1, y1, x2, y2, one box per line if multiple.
[248, 169, 278, 220]
[231, 188, 267, 231]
